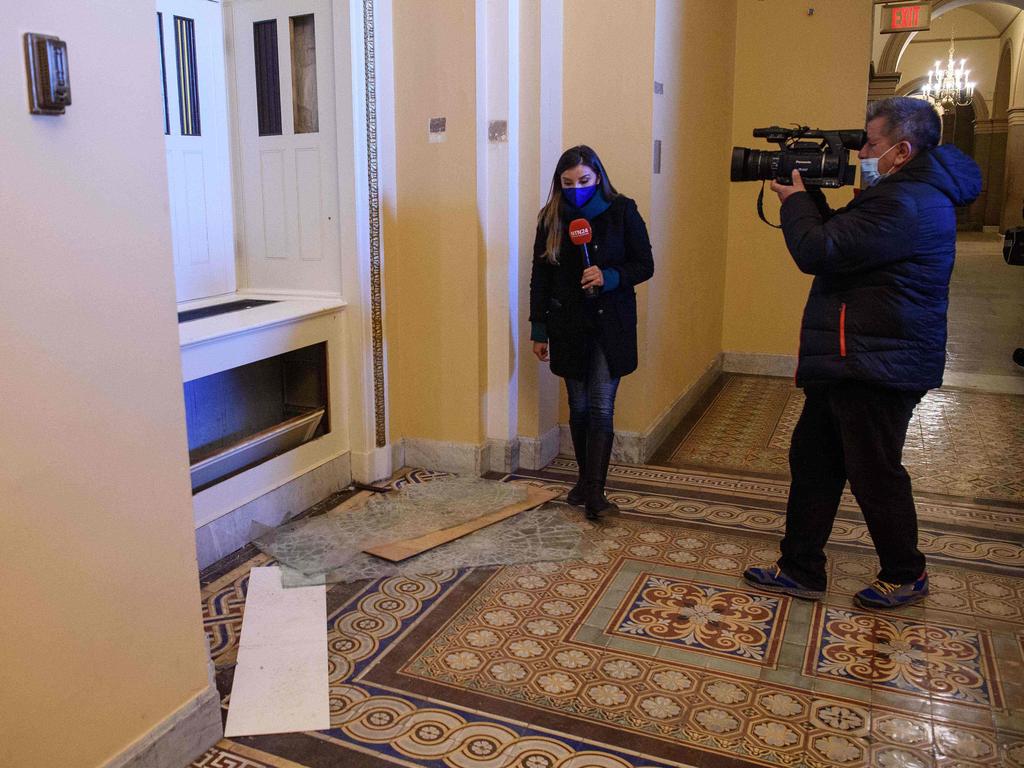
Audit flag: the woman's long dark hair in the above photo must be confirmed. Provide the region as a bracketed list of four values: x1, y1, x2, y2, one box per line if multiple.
[538, 145, 618, 264]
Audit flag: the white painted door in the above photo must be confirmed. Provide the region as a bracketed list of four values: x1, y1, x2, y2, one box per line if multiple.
[158, 0, 235, 302]
[231, 0, 341, 294]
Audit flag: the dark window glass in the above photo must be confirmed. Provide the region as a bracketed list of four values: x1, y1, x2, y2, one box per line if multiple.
[253, 20, 282, 136]
[157, 13, 170, 135]
[173, 16, 202, 136]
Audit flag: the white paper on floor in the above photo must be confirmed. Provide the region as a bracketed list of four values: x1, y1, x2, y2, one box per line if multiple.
[224, 566, 330, 737]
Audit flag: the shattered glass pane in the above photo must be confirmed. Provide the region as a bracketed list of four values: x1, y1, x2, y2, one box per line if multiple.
[252, 476, 592, 585]
[279, 506, 592, 586]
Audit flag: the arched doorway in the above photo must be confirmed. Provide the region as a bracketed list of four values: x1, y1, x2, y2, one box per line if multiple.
[876, 1, 1021, 230]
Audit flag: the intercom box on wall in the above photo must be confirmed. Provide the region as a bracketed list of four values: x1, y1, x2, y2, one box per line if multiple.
[24, 33, 72, 115]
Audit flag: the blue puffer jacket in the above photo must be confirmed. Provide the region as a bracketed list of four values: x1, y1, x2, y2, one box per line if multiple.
[780, 144, 982, 391]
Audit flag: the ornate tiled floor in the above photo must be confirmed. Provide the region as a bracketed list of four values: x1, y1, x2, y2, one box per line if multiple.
[652, 374, 1024, 504]
[193, 441, 1024, 767]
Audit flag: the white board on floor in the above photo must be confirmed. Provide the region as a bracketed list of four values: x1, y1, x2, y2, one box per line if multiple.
[224, 566, 330, 737]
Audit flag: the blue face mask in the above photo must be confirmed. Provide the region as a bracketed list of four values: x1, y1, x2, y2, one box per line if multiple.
[562, 184, 598, 208]
[860, 143, 898, 187]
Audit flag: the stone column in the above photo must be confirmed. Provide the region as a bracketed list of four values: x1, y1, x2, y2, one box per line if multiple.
[1000, 108, 1024, 230]
[970, 119, 994, 231]
[868, 71, 901, 103]
[984, 118, 1009, 228]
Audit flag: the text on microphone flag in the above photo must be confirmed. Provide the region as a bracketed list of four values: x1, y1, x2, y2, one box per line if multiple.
[568, 218, 592, 245]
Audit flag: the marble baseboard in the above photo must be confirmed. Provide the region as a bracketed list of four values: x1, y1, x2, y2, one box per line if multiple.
[194, 453, 352, 569]
[485, 438, 521, 473]
[518, 425, 561, 470]
[394, 432, 566, 474]
[399, 437, 487, 475]
[558, 355, 723, 465]
[103, 672, 221, 768]
[722, 351, 796, 378]
[642, 354, 723, 460]
[943, 370, 1024, 395]
[558, 423, 645, 464]
[350, 444, 393, 484]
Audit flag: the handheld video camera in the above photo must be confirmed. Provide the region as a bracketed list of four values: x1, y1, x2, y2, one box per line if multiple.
[731, 126, 866, 188]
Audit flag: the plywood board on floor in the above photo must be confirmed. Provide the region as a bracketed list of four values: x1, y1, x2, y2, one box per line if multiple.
[363, 486, 562, 562]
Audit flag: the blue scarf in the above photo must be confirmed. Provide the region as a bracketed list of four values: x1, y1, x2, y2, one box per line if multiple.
[561, 188, 612, 222]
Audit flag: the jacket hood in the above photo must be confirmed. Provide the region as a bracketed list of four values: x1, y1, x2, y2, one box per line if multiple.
[890, 144, 981, 207]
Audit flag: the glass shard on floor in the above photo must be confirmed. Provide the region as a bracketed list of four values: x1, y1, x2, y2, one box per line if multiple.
[252, 476, 592, 585]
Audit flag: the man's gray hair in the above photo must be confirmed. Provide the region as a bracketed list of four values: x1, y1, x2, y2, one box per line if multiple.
[866, 97, 942, 152]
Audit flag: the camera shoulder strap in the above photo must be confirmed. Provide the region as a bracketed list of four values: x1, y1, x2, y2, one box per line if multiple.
[757, 182, 782, 229]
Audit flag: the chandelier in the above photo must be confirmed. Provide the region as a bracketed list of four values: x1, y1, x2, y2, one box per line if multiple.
[921, 32, 975, 110]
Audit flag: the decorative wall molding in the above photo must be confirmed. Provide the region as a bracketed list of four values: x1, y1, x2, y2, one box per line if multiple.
[974, 119, 1008, 135]
[1006, 106, 1024, 127]
[868, 70, 902, 103]
[361, 0, 387, 448]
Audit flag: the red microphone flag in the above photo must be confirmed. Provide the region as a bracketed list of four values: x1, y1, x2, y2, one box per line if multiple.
[568, 218, 592, 245]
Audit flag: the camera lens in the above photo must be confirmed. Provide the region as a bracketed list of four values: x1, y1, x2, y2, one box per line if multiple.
[730, 148, 750, 182]
[731, 147, 779, 182]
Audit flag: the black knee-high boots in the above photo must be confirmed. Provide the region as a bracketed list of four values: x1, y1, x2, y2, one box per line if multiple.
[566, 419, 588, 506]
[584, 428, 619, 519]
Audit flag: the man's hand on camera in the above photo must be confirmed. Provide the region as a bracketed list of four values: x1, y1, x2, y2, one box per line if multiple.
[770, 169, 806, 204]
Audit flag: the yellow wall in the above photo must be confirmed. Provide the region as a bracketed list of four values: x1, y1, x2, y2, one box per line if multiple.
[384, 0, 876, 449]
[722, 0, 873, 358]
[638, 0, 737, 430]
[561, 0, 656, 432]
[1, 3, 213, 765]
[558, 0, 738, 435]
[385, 0, 483, 445]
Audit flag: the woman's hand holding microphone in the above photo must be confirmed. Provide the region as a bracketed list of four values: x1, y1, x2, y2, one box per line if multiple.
[581, 266, 604, 291]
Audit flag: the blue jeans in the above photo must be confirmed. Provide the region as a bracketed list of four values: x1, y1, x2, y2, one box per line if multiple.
[565, 342, 620, 434]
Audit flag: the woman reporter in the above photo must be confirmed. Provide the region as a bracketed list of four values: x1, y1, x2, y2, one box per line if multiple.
[529, 145, 654, 520]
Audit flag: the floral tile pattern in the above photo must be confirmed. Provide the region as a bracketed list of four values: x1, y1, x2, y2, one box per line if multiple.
[195, 396, 1024, 768]
[807, 605, 1002, 708]
[608, 573, 787, 664]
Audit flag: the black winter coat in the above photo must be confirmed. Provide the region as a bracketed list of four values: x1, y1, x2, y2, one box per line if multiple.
[780, 144, 981, 391]
[529, 195, 654, 379]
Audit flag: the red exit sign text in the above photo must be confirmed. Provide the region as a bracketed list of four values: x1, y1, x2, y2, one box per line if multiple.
[880, 3, 931, 34]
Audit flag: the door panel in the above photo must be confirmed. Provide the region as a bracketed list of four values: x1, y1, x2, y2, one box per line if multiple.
[232, 0, 340, 293]
[158, 0, 235, 302]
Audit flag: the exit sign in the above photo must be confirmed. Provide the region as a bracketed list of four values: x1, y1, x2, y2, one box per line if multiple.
[881, 3, 931, 34]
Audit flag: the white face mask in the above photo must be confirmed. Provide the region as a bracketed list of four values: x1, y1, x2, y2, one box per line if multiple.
[860, 143, 900, 187]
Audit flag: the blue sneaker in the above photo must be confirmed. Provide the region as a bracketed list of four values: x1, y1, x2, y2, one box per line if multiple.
[854, 572, 929, 610]
[743, 564, 825, 600]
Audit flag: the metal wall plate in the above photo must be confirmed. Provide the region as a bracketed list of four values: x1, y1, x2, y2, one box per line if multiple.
[24, 33, 72, 115]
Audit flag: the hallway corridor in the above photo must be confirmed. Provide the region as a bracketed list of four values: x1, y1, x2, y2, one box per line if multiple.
[945, 232, 1024, 384]
[192, 374, 1024, 768]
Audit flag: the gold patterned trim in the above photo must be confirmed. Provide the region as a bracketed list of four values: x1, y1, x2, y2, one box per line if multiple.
[363, 0, 386, 447]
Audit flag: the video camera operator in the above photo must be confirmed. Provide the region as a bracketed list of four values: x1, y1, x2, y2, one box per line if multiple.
[744, 96, 982, 610]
